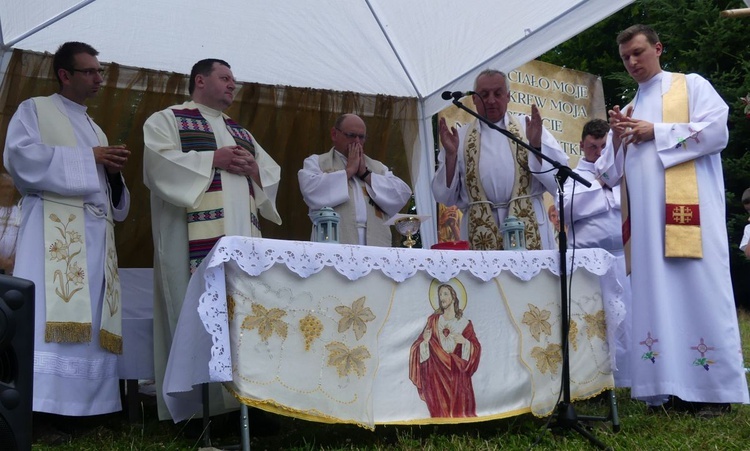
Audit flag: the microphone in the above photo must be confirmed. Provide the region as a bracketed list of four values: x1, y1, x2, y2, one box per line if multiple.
[441, 90, 475, 100]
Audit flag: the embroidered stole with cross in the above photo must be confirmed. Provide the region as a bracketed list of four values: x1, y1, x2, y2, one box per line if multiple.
[621, 73, 701, 274]
[463, 116, 542, 250]
[172, 108, 260, 272]
[34, 95, 122, 354]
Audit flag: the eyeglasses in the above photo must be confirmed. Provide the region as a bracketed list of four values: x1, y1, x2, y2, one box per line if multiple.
[70, 68, 106, 77]
[336, 128, 367, 141]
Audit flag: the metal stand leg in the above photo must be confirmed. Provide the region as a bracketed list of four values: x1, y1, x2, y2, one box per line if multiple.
[240, 404, 250, 451]
[576, 389, 621, 433]
[127, 379, 139, 424]
[202, 383, 211, 448]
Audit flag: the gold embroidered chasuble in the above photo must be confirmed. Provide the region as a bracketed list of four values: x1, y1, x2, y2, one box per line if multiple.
[33, 95, 122, 354]
[317, 149, 391, 247]
[463, 117, 542, 250]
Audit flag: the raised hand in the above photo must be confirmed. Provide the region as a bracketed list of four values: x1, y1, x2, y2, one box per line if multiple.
[439, 117, 460, 186]
[439, 117, 459, 157]
[524, 104, 543, 149]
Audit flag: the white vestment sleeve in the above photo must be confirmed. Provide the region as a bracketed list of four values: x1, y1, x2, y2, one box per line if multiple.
[143, 109, 214, 209]
[431, 146, 463, 207]
[365, 169, 412, 217]
[298, 154, 351, 209]
[523, 119, 569, 196]
[4, 100, 100, 196]
[562, 168, 609, 228]
[251, 141, 282, 224]
[654, 74, 729, 169]
[595, 135, 624, 187]
[740, 224, 750, 252]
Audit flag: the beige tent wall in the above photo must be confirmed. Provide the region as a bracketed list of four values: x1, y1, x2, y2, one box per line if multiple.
[0, 49, 418, 267]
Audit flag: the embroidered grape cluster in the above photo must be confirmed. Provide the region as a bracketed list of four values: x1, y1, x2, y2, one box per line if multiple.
[299, 314, 323, 351]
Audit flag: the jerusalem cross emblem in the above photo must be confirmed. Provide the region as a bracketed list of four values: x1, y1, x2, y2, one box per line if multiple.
[671, 205, 693, 224]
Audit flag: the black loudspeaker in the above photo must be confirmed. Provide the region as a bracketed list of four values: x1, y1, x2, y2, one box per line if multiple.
[0, 274, 35, 451]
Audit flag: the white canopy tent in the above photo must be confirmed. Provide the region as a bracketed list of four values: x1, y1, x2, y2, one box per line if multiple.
[0, 0, 633, 247]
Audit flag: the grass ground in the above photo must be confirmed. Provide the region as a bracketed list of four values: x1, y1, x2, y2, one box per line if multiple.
[31, 309, 750, 450]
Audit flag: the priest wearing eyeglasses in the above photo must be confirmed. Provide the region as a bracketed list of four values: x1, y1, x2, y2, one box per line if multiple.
[298, 113, 412, 246]
[3, 41, 131, 418]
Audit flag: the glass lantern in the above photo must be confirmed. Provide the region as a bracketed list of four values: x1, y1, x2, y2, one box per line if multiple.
[310, 207, 340, 243]
[501, 216, 526, 250]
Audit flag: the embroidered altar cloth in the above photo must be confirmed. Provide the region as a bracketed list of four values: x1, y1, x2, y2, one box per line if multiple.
[164, 237, 623, 428]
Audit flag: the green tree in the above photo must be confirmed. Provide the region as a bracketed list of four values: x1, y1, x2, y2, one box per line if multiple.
[541, 0, 750, 307]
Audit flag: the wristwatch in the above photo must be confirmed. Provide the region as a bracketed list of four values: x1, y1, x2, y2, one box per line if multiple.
[358, 168, 372, 180]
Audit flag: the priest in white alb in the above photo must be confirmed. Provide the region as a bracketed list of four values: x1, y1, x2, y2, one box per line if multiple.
[3, 41, 131, 417]
[298, 113, 412, 246]
[597, 24, 749, 414]
[143, 58, 281, 420]
[432, 69, 568, 251]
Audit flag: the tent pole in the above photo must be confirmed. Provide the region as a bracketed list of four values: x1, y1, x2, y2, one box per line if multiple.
[2, 0, 98, 50]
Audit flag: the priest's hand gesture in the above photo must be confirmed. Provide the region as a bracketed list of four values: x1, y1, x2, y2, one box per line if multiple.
[214, 145, 261, 186]
[93, 144, 130, 174]
[439, 117, 459, 186]
[525, 104, 544, 163]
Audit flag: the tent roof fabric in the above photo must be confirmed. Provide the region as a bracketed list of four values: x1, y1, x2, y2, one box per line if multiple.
[1, 0, 633, 118]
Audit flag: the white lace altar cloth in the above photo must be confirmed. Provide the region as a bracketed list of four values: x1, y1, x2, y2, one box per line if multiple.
[165, 237, 624, 428]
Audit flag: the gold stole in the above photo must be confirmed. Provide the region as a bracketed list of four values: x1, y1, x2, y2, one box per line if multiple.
[463, 117, 541, 250]
[33, 95, 122, 354]
[622, 73, 700, 273]
[663, 74, 702, 258]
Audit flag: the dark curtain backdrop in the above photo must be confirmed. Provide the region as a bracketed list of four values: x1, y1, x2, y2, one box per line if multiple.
[0, 49, 418, 267]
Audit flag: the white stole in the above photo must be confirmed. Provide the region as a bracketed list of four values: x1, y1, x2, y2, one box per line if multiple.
[33, 95, 122, 354]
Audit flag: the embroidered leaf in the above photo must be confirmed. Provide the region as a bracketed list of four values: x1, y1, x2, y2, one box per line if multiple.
[584, 310, 607, 341]
[530, 343, 562, 375]
[241, 303, 288, 341]
[326, 341, 371, 378]
[335, 296, 376, 341]
[521, 304, 552, 342]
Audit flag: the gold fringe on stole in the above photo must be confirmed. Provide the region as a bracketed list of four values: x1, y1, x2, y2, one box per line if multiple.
[99, 329, 123, 354]
[45, 322, 92, 343]
[663, 73, 702, 258]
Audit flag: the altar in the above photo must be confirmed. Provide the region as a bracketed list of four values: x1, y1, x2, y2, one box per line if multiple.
[163, 237, 623, 429]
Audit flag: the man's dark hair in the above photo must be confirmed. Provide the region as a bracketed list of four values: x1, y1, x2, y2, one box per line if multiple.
[189, 58, 230, 95]
[617, 24, 660, 46]
[581, 118, 610, 141]
[53, 41, 98, 87]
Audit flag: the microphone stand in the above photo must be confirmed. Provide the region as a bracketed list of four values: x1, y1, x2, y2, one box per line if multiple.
[447, 98, 615, 450]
